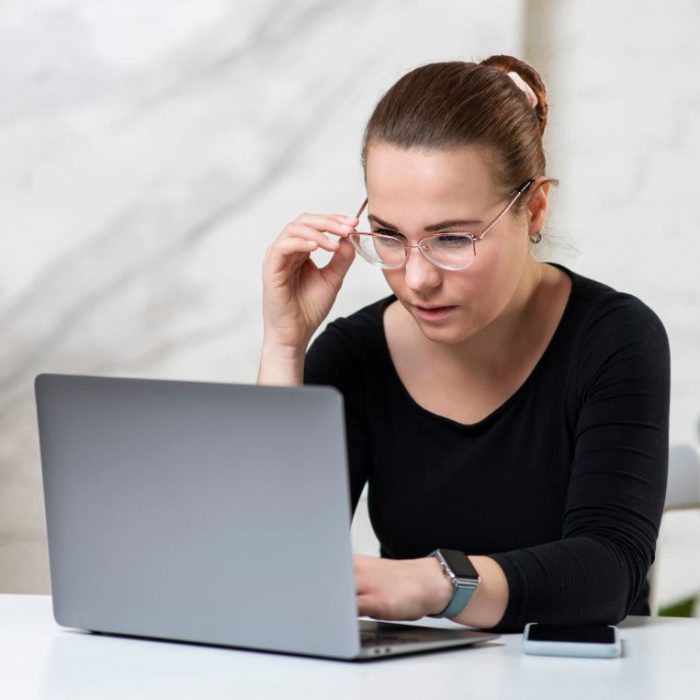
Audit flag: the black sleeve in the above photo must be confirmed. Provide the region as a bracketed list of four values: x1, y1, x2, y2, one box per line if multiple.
[303, 321, 372, 517]
[489, 295, 670, 632]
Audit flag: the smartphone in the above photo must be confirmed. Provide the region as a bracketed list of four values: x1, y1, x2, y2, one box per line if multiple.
[522, 622, 621, 658]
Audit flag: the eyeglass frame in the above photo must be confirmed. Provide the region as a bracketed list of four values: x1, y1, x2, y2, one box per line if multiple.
[350, 178, 535, 271]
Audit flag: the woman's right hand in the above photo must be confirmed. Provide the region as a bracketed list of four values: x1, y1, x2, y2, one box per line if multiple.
[262, 212, 358, 353]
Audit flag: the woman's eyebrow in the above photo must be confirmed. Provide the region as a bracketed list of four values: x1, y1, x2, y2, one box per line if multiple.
[367, 214, 483, 231]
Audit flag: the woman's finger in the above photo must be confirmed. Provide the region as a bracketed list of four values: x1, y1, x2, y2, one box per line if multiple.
[282, 223, 342, 250]
[356, 593, 379, 618]
[292, 214, 357, 237]
[265, 238, 318, 278]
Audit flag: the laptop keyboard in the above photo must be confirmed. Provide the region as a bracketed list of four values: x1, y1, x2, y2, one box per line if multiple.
[360, 630, 423, 646]
[359, 620, 445, 647]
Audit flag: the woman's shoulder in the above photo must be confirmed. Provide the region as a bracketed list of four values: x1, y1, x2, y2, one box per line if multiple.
[553, 263, 669, 370]
[306, 294, 395, 361]
[304, 295, 395, 385]
[554, 263, 666, 333]
[321, 294, 396, 339]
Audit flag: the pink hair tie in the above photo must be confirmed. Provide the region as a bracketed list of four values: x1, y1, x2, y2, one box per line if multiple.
[507, 70, 538, 110]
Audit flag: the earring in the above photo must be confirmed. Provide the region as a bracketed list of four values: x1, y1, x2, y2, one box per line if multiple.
[529, 231, 542, 244]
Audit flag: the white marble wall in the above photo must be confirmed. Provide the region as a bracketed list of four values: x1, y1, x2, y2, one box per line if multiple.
[0, 0, 524, 591]
[1, 0, 698, 603]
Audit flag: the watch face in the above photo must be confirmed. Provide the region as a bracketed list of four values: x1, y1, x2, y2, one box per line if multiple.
[440, 549, 479, 579]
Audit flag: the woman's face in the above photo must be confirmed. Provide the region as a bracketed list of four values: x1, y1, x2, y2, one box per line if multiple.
[364, 142, 540, 345]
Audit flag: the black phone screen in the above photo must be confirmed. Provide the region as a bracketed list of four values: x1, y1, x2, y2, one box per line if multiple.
[527, 624, 616, 644]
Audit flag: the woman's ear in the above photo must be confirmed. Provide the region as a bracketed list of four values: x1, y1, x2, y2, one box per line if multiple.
[526, 178, 551, 236]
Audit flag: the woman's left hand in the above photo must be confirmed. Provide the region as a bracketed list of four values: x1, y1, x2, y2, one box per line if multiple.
[354, 554, 452, 620]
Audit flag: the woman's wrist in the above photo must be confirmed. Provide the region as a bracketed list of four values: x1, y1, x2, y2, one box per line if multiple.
[422, 556, 454, 616]
[257, 339, 306, 386]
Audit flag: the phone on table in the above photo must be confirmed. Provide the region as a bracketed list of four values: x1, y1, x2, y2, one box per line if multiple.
[522, 622, 621, 658]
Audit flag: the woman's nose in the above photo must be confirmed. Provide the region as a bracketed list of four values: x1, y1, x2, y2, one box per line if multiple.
[403, 247, 442, 292]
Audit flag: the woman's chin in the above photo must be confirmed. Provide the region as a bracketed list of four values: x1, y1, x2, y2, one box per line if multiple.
[411, 314, 480, 345]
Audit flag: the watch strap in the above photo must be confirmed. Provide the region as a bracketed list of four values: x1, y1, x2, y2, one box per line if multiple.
[437, 580, 478, 618]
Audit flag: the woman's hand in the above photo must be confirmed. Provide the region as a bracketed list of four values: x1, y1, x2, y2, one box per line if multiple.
[354, 554, 453, 621]
[262, 212, 358, 352]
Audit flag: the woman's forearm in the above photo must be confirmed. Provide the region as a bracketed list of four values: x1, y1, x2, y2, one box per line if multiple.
[453, 555, 509, 628]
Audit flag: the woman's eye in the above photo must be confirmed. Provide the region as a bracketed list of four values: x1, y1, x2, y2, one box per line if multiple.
[435, 234, 471, 247]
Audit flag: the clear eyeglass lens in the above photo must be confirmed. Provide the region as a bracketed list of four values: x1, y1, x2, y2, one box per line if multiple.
[349, 232, 476, 271]
[422, 234, 475, 270]
[349, 233, 404, 268]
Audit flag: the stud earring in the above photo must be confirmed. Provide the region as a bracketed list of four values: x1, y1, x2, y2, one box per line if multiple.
[529, 231, 542, 244]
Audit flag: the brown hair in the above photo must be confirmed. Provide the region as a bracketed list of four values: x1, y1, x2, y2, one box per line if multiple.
[360, 54, 555, 212]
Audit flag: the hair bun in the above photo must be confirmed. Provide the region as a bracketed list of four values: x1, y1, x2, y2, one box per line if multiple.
[480, 54, 548, 137]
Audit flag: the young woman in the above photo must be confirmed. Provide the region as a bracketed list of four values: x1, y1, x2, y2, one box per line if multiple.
[258, 55, 670, 632]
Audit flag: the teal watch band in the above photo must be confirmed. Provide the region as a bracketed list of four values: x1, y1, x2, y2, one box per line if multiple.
[438, 578, 477, 618]
[429, 549, 480, 619]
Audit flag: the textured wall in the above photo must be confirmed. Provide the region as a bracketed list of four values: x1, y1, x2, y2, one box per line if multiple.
[2, 1, 697, 602]
[0, 0, 523, 591]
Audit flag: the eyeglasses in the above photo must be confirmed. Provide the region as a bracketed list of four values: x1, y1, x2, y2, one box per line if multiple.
[349, 179, 534, 271]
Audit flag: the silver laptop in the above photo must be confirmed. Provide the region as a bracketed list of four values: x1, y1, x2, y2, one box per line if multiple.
[35, 373, 498, 660]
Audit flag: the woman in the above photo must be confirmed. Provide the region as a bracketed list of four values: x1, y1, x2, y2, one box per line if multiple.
[258, 55, 670, 632]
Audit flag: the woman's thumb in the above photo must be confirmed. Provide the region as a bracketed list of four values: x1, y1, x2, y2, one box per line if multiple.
[320, 238, 355, 289]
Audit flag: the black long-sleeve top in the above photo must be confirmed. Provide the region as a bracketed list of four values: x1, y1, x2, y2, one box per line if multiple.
[303, 264, 670, 633]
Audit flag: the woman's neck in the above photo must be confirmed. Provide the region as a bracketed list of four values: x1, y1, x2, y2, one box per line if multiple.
[416, 257, 549, 377]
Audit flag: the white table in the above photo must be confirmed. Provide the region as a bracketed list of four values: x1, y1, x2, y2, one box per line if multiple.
[3, 595, 700, 699]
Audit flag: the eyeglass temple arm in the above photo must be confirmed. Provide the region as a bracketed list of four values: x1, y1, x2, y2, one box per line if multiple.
[473, 178, 536, 247]
[355, 198, 368, 219]
[517, 178, 535, 194]
[355, 179, 532, 238]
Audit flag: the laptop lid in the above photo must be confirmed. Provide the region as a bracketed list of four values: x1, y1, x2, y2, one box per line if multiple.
[36, 373, 361, 659]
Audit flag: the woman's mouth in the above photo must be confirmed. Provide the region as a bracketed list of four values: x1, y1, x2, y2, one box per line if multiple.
[412, 304, 458, 321]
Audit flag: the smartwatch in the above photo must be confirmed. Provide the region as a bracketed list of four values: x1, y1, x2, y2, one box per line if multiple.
[428, 549, 481, 618]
